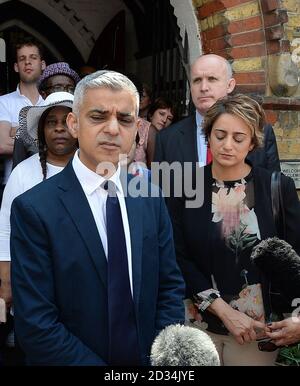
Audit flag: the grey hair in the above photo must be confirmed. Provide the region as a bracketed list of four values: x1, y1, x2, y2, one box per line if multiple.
[73, 70, 140, 116]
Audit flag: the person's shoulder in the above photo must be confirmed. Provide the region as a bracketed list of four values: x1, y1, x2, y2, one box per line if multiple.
[166, 115, 195, 132]
[139, 118, 151, 130]
[158, 115, 195, 139]
[279, 171, 297, 190]
[10, 154, 41, 185]
[253, 166, 295, 187]
[263, 123, 273, 132]
[253, 166, 272, 177]
[14, 167, 63, 207]
[263, 123, 277, 141]
[0, 90, 18, 103]
[127, 173, 162, 200]
[14, 153, 40, 171]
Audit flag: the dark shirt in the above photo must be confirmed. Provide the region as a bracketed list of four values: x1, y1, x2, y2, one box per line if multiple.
[203, 172, 264, 334]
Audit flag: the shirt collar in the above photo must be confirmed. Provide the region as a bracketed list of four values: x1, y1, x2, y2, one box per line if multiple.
[196, 110, 203, 129]
[72, 150, 123, 196]
[16, 85, 44, 105]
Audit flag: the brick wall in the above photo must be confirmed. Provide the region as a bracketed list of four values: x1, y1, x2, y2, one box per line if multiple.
[192, 0, 300, 176]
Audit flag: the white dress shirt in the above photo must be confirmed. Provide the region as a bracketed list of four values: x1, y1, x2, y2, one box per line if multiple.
[0, 86, 44, 184]
[196, 111, 208, 167]
[72, 150, 133, 294]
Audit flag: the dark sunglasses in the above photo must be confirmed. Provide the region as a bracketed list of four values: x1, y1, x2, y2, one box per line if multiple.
[257, 339, 278, 352]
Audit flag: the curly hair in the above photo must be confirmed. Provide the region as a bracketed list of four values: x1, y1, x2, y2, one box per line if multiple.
[14, 36, 45, 61]
[203, 94, 265, 150]
[147, 96, 178, 124]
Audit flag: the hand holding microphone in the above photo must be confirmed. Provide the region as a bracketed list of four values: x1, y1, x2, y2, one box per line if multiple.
[251, 237, 300, 347]
[251, 237, 300, 305]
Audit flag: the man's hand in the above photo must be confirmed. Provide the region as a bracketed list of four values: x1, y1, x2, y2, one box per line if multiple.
[266, 317, 300, 346]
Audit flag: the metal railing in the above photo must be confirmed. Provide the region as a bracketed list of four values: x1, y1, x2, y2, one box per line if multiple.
[151, 0, 190, 118]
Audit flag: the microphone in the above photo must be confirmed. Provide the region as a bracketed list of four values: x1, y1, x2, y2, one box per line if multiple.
[251, 237, 300, 303]
[150, 324, 220, 366]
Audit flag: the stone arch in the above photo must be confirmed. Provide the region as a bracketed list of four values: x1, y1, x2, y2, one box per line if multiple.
[0, 0, 83, 66]
[88, 11, 126, 72]
[170, 0, 202, 65]
[0, 19, 63, 61]
[22, 0, 128, 62]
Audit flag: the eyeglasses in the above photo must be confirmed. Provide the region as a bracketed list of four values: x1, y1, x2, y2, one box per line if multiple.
[45, 84, 75, 94]
[257, 338, 278, 352]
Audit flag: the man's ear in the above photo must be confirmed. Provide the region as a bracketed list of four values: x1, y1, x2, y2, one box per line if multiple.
[14, 62, 19, 74]
[227, 78, 236, 94]
[66, 112, 79, 139]
[136, 117, 142, 130]
[41, 60, 46, 71]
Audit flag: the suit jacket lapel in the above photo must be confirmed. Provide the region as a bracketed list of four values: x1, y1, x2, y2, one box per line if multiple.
[58, 163, 108, 288]
[179, 115, 198, 163]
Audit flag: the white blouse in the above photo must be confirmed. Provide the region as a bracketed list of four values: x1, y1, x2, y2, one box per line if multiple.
[0, 153, 63, 261]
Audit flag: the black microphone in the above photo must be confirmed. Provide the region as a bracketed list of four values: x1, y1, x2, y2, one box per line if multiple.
[150, 324, 220, 366]
[251, 237, 300, 304]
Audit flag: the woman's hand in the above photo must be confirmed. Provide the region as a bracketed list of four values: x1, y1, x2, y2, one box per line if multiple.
[0, 281, 12, 310]
[209, 298, 265, 345]
[265, 317, 300, 346]
[0, 262, 12, 309]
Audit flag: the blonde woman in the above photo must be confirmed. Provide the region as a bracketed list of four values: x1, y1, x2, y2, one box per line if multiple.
[168, 94, 300, 365]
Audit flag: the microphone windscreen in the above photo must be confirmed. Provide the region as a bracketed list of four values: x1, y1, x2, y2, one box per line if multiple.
[150, 324, 220, 366]
[251, 237, 300, 302]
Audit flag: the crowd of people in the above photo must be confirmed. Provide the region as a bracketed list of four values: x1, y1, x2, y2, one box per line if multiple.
[0, 37, 299, 366]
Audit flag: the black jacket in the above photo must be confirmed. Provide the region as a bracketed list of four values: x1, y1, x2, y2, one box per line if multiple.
[154, 115, 281, 171]
[167, 164, 300, 298]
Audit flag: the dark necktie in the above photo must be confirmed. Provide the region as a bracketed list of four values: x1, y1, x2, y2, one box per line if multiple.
[104, 180, 140, 366]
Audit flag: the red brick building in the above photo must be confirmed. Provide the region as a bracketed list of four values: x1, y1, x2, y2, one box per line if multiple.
[0, 0, 299, 179]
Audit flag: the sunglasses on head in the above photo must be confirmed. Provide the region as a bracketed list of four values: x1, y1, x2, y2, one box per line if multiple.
[257, 339, 278, 352]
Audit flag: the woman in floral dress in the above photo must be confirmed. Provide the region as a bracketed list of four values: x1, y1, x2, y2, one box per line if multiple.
[168, 94, 300, 365]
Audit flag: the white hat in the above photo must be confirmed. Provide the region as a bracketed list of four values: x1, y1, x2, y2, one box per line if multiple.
[17, 91, 74, 145]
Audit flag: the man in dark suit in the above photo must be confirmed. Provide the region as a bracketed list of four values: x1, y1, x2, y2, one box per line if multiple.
[154, 54, 280, 172]
[10, 71, 185, 366]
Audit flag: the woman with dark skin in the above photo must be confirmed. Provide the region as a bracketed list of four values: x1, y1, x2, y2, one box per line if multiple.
[0, 92, 77, 312]
[12, 62, 80, 168]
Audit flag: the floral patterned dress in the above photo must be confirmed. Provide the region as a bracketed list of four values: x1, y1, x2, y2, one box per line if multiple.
[202, 171, 265, 333]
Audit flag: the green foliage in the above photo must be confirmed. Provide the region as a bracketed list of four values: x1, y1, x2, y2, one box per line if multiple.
[276, 344, 300, 366]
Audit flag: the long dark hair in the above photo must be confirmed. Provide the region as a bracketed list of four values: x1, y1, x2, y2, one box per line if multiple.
[37, 106, 74, 180]
[37, 108, 51, 180]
